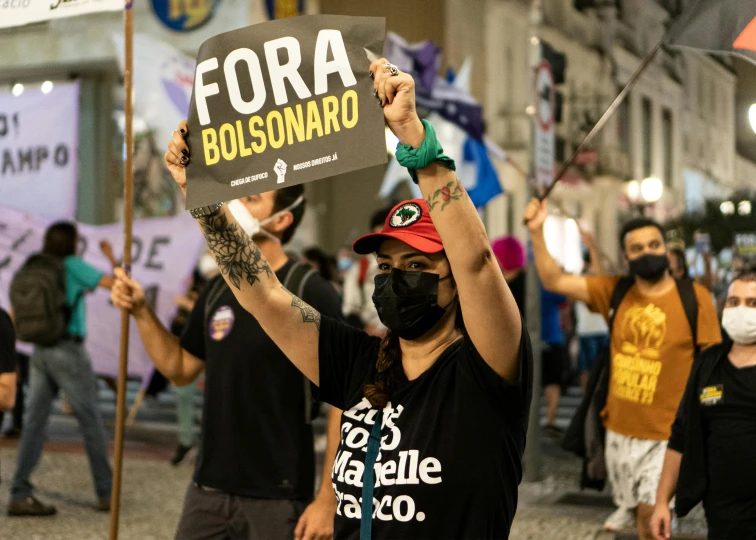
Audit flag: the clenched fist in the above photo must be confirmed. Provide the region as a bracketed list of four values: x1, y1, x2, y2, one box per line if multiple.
[524, 198, 548, 232]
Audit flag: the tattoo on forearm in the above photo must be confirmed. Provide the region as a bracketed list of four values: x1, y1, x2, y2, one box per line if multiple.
[426, 179, 466, 212]
[198, 212, 272, 290]
[282, 287, 321, 330]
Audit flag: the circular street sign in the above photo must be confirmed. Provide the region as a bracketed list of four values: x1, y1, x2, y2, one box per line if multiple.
[151, 0, 220, 32]
[535, 60, 555, 132]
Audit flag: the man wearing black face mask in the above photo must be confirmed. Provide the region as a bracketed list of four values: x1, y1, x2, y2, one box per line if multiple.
[525, 199, 721, 540]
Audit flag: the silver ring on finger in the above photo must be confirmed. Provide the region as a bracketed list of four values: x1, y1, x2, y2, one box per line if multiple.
[384, 63, 400, 76]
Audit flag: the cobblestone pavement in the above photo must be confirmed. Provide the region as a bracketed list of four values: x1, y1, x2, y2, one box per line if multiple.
[0, 434, 708, 540]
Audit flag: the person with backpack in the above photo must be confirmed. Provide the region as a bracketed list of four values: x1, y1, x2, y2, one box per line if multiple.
[111, 185, 345, 540]
[524, 199, 721, 540]
[8, 222, 116, 516]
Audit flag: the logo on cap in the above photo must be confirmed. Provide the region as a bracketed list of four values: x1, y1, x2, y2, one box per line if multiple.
[389, 202, 422, 228]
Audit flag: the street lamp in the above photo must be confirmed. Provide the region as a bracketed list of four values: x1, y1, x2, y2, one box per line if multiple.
[739, 200, 752, 216]
[640, 177, 664, 203]
[721, 200, 735, 215]
[750, 103, 756, 134]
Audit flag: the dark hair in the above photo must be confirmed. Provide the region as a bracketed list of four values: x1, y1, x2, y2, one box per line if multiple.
[43, 222, 78, 259]
[669, 247, 688, 277]
[364, 303, 463, 408]
[370, 206, 393, 230]
[732, 264, 756, 284]
[303, 247, 333, 282]
[619, 218, 665, 252]
[273, 185, 306, 245]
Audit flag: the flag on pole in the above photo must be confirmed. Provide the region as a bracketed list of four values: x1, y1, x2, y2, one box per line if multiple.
[383, 32, 442, 90]
[0, 0, 121, 29]
[665, 0, 756, 65]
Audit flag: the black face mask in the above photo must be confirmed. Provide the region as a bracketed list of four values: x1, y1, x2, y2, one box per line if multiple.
[629, 253, 670, 282]
[372, 269, 454, 340]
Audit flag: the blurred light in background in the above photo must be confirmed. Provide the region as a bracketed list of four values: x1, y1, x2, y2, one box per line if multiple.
[721, 200, 736, 215]
[11, 83, 23, 97]
[41, 81, 54, 94]
[626, 179, 641, 202]
[738, 200, 752, 216]
[640, 177, 663, 203]
[544, 215, 583, 274]
[750, 103, 756, 134]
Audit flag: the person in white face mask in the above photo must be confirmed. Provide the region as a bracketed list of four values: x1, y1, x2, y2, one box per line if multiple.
[652, 271, 756, 540]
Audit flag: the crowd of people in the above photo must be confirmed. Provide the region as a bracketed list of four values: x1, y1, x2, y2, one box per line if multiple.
[0, 60, 754, 540]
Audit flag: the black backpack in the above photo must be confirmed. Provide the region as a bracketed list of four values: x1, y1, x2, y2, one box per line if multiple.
[9, 254, 72, 346]
[562, 277, 698, 491]
[203, 262, 321, 423]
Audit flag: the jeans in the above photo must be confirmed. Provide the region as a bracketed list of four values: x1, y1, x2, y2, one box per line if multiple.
[175, 380, 198, 448]
[11, 340, 112, 501]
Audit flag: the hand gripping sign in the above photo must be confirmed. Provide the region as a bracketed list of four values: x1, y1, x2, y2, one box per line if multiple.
[185, 15, 388, 209]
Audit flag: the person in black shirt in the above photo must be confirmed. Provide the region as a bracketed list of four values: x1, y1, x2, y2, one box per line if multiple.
[651, 271, 756, 540]
[160, 60, 531, 539]
[112, 185, 344, 540]
[0, 307, 17, 412]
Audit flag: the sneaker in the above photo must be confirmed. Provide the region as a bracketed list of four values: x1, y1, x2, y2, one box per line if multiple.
[96, 498, 111, 512]
[8, 497, 57, 517]
[171, 444, 193, 466]
[603, 506, 635, 531]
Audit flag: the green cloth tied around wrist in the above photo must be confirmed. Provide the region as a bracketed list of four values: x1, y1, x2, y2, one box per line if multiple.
[395, 119, 456, 183]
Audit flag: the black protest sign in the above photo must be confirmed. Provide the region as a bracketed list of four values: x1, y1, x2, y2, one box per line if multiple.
[185, 15, 387, 209]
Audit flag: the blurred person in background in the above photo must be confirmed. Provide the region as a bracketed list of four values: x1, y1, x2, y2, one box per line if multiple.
[575, 232, 609, 394]
[342, 206, 393, 337]
[541, 282, 568, 438]
[652, 270, 756, 540]
[0, 306, 17, 413]
[8, 224, 116, 516]
[304, 247, 342, 294]
[491, 235, 526, 318]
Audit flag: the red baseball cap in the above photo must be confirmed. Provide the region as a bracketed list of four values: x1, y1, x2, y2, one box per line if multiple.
[352, 199, 444, 255]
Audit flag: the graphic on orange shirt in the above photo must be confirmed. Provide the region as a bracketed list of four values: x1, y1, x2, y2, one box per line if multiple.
[611, 303, 665, 406]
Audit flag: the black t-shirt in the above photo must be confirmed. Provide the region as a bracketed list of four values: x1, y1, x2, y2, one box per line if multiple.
[702, 353, 756, 537]
[180, 260, 343, 500]
[0, 308, 16, 374]
[318, 316, 532, 540]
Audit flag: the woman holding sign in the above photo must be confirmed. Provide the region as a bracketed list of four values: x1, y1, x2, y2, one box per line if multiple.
[156, 60, 531, 539]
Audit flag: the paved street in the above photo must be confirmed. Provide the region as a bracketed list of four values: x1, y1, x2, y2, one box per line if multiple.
[0, 382, 709, 540]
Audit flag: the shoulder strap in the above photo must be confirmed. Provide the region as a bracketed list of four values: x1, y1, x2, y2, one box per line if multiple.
[283, 262, 319, 423]
[204, 277, 229, 328]
[608, 276, 635, 331]
[675, 278, 699, 351]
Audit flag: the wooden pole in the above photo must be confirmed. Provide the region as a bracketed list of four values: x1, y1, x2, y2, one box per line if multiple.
[109, 0, 134, 538]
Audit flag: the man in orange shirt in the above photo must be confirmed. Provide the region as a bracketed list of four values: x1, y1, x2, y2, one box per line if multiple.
[524, 199, 721, 540]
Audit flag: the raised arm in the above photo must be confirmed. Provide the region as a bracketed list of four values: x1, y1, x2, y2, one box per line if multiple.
[111, 269, 204, 386]
[165, 122, 322, 385]
[524, 198, 591, 303]
[371, 59, 521, 380]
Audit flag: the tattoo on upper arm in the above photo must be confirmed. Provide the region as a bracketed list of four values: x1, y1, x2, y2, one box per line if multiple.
[425, 179, 466, 212]
[198, 213, 272, 290]
[282, 287, 321, 330]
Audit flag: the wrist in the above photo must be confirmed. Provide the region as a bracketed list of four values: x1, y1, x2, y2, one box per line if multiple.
[132, 301, 150, 319]
[393, 116, 425, 149]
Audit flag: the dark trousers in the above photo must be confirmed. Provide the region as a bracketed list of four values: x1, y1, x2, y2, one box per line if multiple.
[175, 484, 307, 540]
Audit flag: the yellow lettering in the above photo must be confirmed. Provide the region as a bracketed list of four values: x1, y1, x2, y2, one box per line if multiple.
[202, 128, 220, 166]
[342, 90, 358, 129]
[284, 104, 306, 145]
[267, 111, 285, 149]
[305, 100, 323, 140]
[323, 96, 340, 135]
[236, 120, 252, 157]
[248, 116, 267, 153]
[219, 123, 237, 161]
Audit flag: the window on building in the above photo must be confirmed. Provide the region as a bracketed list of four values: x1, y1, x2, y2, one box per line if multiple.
[662, 108, 673, 187]
[642, 96, 652, 179]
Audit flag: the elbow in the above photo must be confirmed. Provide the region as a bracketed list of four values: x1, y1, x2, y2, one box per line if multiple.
[465, 247, 496, 275]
